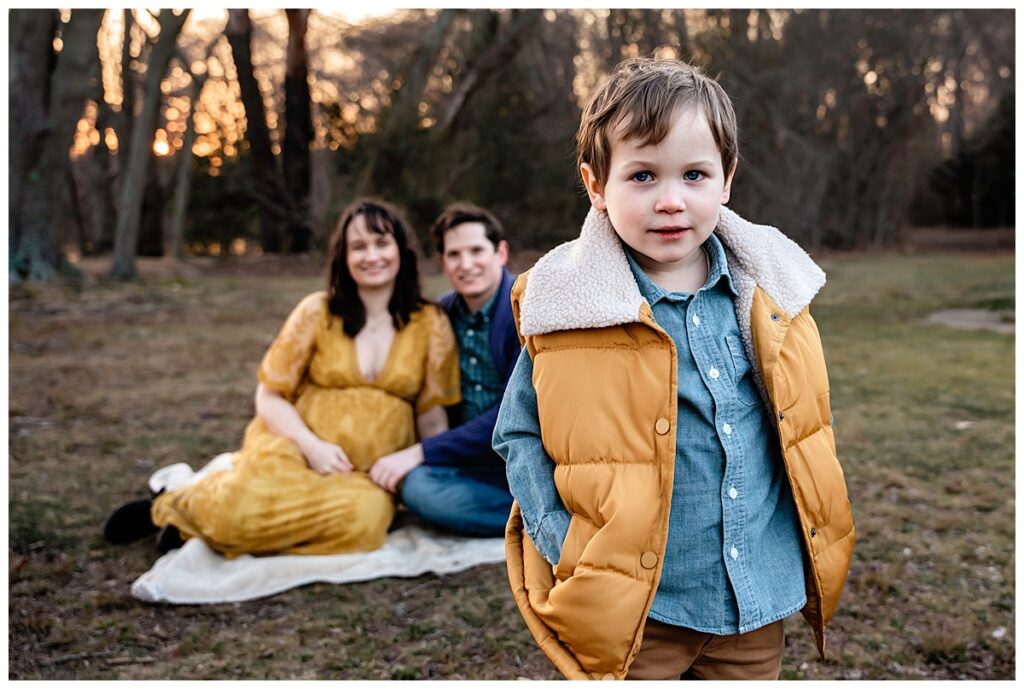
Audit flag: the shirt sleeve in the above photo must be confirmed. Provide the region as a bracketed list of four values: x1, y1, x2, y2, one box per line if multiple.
[415, 306, 461, 415]
[492, 347, 570, 566]
[257, 292, 324, 402]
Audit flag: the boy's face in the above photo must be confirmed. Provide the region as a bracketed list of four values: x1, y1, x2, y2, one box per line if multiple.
[580, 106, 735, 275]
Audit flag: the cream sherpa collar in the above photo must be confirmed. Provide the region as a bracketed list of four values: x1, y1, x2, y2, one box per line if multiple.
[518, 206, 826, 338]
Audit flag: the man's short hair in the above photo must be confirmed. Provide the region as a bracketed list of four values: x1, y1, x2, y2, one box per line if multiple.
[431, 202, 506, 254]
[576, 57, 739, 187]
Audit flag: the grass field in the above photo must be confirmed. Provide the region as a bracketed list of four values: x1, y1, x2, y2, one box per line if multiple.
[8, 248, 1014, 679]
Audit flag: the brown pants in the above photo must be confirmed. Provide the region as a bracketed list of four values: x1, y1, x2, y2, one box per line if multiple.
[626, 618, 785, 680]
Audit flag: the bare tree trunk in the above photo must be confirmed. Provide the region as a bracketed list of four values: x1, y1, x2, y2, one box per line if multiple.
[947, 15, 974, 227]
[9, 10, 58, 280]
[65, 165, 88, 256]
[113, 9, 136, 201]
[675, 11, 691, 62]
[90, 101, 120, 253]
[11, 9, 103, 282]
[117, 10, 137, 167]
[110, 9, 190, 280]
[169, 121, 196, 260]
[52, 9, 105, 261]
[225, 9, 288, 253]
[169, 43, 216, 260]
[384, 9, 460, 131]
[283, 9, 313, 252]
[436, 10, 542, 135]
[136, 162, 166, 256]
[360, 9, 460, 195]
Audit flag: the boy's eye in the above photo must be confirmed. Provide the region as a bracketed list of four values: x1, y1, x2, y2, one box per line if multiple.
[631, 171, 653, 183]
[684, 170, 705, 182]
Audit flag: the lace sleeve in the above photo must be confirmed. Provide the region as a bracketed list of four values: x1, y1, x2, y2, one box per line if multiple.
[415, 306, 461, 414]
[257, 292, 324, 401]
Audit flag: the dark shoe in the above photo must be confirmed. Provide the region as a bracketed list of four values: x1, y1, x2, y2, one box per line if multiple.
[103, 498, 157, 544]
[156, 525, 185, 553]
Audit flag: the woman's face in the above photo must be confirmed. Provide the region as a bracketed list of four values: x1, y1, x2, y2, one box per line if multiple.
[345, 213, 401, 290]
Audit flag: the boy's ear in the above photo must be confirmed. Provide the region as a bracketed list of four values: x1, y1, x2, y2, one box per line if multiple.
[721, 160, 738, 205]
[580, 163, 607, 211]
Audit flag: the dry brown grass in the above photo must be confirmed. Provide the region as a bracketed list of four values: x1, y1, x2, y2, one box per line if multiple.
[9, 249, 1014, 679]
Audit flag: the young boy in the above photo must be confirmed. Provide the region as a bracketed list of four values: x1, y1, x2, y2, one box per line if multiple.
[493, 58, 854, 680]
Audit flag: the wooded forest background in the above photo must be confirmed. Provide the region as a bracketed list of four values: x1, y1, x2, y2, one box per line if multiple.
[8, 8, 1015, 282]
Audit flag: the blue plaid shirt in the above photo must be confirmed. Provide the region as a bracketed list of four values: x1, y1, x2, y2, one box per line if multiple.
[451, 289, 504, 422]
[495, 234, 806, 635]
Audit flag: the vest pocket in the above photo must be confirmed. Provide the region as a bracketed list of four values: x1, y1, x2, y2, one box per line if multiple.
[554, 514, 599, 582]
[725, 335, 761, 407]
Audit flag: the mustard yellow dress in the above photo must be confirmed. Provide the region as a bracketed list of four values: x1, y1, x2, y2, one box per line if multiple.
[151, 291, 460, 557]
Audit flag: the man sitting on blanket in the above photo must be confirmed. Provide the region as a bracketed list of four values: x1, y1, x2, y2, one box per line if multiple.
[368, 202, 519, 537]
[105, 202, 518, 548]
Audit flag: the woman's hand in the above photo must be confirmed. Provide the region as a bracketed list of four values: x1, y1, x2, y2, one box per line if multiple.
[255, 383, 352, 475]
[301, 436, 353, 475]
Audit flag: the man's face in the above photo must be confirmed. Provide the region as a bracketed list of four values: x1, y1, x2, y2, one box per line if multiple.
[441, 221, 508, 310]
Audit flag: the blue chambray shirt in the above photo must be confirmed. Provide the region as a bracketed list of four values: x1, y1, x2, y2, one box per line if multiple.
[494, 233, 807, 635]
[451, 289, 503, 421]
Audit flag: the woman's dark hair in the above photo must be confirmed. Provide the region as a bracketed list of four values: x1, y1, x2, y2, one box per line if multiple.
[326, 198, 426, 338]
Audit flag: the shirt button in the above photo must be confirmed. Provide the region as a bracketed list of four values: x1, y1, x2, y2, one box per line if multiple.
[469, 356, 478, 365]
[640, 551, 658, 569]
[709, 367, 720, 379]
[474, 384, 482, 392]
[730, 547, 739, 560]
[467, 329, 475, 336]
[723, 423, 732, 435]
[728, 487, 738, 499]
[654, 418, 670, 435]
[692, 314, 700, 326]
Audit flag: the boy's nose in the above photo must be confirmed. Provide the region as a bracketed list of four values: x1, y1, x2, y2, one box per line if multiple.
[654, 183, 687, 213]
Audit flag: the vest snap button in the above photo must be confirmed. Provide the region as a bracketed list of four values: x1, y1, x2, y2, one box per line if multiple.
[654, 418, 670, 435]
[640, 551, 658, 569]
[778, 411, 785, 421]
[810, 527, 817, 537]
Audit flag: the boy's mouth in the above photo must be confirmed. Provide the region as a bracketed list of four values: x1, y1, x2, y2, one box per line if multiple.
[649, 227, 691, 239]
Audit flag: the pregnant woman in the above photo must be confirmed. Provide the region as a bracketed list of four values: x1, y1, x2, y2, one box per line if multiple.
[105, 198, 460, 556]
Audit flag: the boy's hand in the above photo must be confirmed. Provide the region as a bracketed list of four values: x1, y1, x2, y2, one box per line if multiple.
[370, 445, 424, 493]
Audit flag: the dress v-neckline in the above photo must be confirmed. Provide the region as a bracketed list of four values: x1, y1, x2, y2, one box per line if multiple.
[352, 326, 398, 385]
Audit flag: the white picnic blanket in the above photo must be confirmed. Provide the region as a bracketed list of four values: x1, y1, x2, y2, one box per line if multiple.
[130, 455, 507, 604]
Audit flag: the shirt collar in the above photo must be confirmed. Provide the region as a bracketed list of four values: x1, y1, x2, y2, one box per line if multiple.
[455, 285, 500, 323]
[625, 232, 737, 305]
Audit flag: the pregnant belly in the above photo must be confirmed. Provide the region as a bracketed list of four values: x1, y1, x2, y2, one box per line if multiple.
[295, 386, 415, 472]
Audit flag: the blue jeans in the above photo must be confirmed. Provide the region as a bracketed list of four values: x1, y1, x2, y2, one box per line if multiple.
[400, 465, 513, 537]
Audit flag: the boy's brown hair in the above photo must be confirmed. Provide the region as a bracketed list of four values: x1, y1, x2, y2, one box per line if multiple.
[576, 58, 739, 186]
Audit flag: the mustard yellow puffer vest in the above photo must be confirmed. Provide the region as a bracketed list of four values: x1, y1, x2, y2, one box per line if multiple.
[504, 207, 855, 680]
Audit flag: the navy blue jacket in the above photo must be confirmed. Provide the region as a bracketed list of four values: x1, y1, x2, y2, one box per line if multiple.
[421, 268, 520, 470]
